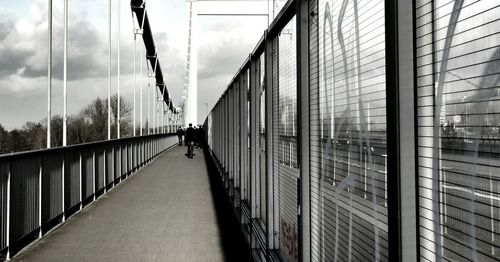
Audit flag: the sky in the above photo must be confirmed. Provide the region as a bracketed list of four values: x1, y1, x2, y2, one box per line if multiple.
[0, 0, 278, 129]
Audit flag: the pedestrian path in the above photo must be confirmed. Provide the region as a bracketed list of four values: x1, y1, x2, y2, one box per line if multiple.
[11, 146, 230, 262]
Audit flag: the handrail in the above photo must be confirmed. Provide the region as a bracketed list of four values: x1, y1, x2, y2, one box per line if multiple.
[0, 133, 176, 159]
[0, 133, 178, 259]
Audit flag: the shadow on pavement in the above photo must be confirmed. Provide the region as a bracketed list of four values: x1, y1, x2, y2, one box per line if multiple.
[202, 146, 253, 262]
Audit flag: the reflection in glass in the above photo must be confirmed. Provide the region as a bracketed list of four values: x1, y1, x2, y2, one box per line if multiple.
[311, 0, 388, 260]
[416, 1, 500, 261]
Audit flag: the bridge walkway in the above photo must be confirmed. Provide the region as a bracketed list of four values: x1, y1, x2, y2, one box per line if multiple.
[11, 146, 248, 262]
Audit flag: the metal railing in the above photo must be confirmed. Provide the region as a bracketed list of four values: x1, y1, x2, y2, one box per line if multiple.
[0, 134, 178, 260]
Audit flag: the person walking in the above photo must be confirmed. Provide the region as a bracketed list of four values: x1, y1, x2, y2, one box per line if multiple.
[176, 127, 184, 146]
[185, 123, 195, 158]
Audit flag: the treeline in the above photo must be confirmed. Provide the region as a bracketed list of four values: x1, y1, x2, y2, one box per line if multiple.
[0, 95, 135, 154]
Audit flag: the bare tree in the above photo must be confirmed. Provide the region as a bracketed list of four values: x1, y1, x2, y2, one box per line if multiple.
[83, 98, 107, 142]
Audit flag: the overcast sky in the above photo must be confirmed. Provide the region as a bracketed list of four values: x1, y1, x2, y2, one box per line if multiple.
[0, 0, 279, 129]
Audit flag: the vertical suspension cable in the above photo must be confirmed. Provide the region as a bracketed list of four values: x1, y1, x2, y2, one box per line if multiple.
[63, 0, 68, 146]
[133, 25, 136, 137]
[147, 78, 151, 135]
[153, 81, 156, 134]
[117, 0, 121, 138]
[47, 0, 52, 148]
[108, 0, 112, 140]
[140, 42, 143, 136]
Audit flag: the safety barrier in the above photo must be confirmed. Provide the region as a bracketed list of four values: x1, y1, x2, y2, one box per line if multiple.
[204, 0, 500, 261]
[0, 134, 178, 260]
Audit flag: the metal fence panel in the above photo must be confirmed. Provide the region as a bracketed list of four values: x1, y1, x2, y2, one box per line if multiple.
[81, 150, 94, 200]
[0, 161, 8, 250]
[106, 146, 113, 186]
[0, 134, 176, 257]
[114, 145, 121, 181]
[127, 142, 135, 174]
[121, 145, 127, 177]
[10, 156, 39, 244]
[41, 153, 63, 224]
[95, 148, 105, 192]
[64, 150, 80, 210]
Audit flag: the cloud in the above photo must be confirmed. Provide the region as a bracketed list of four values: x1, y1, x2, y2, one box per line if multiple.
[198, 18, 265, 82]
[0, 0, 269, 128]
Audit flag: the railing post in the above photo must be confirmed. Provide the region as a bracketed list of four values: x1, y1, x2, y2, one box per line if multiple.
[264, 30, 275, 249]
[249, 56, 258, 224]
[104, 148, 107, 194]
[62, 152, 66, 222]
[6, 161, 11, 260]
[93, 151, 96, 201]
[112, 147, 115, 187]
[296, 0, 310, 260]
[386, 0, 417, 260]
[119, 145, 122, 183]
[79, 150, 82, 210]
[39, 157, 42, 238]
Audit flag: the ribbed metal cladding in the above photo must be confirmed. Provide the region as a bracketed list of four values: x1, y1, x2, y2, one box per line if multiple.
[131, 143, 136, 170]
[114, 145, 121, 181]
[95, 148, 105, 192]
[121, 145, 127, 176]
[81, 150, 94, 200]
[135, 141, 143, 167]
[130, 143, 135, 171]
[105, 146, 113, 186]
[42, 153, 63, 224]
[0, 161, 8, 250]
[64, 150, 80, 210]
[10, 156, 39, 244]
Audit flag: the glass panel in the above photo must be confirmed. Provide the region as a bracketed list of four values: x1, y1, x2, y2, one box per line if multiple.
[311, 0, 388, 260]
[273, 16, 299, 262]
[416, 1, 500, 261]
[258, 53, 267, 225]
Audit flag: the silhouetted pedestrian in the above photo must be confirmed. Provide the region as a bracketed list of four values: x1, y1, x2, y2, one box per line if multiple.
[176, 127, 184, 146]
[185, 123, 195, 158]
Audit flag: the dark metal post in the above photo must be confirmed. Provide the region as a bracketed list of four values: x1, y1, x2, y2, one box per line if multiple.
[386, 0, 417, 260]
[296, 0, 310, 260]
[264, 30, 275, 249]
[249, 56, 258, 226]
